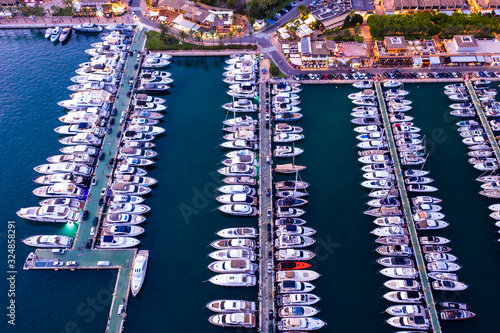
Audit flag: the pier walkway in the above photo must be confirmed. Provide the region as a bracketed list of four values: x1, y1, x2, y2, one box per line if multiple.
[465, 80, 500, 162]
[27, 28, 147, 333]
[258, 59, 274, 333]
[375, 82, 442, 333]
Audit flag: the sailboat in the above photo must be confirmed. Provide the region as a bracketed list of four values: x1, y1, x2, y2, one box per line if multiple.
[274, 143, 306, 173]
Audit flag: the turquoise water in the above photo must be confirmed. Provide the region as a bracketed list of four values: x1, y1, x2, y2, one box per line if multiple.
[0, 30, 499, 333]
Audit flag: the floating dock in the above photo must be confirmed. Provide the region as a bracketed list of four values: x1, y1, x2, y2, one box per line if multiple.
[375, 81, 443, 333]
[465, 80, 500, 162]
[258, 59, 274, 333]
[25, 27, 147, 333]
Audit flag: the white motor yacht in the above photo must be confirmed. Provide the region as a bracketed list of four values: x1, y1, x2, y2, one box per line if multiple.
[386, 305, 426, 317]
[59, 133, 103, 146]
[353, 80, 373, 89]
[275, 270, 320, 282]
[105, 213, 146, 225]
[277, 317, 326, 331]
[33, 183, 85, 198]
[277, 293, 320, 306]
[211, 238, 256, 250]
[427, 261, 461, 272]
[383, 80, 402, 88]
[222, 99, 257, 112]
[217, 227, 257, 238]
[383, 291, 423, 303]
[104, 225, 145, 237]
[386, 316, 429, 330]
[277, 281, 316, 293]
[22, 235, 73, 248]
[276, 249, 315, 261]
[208, 260, 258, 273]
[98, 235, 140, 248]
[209, 249, 257, 261]
[34, 163, 93, 176]
[432, 280, 468, 291]
[379, 268, 418, 279]
[209, 312, 256, 328]
[278, 306, 319, 318]
[131, 250, 148, 296]
[17, 205, 82, 223]
[206, 300, 256, 313]
[209, 273, 256, 287]
[73, 23, 103, 32]
[383, 279, 420, 291]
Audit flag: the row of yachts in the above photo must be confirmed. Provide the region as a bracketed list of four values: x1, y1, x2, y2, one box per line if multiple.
[207, 54, 261, 330]
[268, 80, 326, 332]
[206, 53, 326, 331]
[350, 80, 475, 331]
[18, 30, 168, 254]
[19, 29, 136, 248]
[44, 23, 135, 44]
[21, 29, 154, 296]
[444, 81, 500, 242]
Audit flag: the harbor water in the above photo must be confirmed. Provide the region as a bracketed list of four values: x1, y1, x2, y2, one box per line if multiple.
[1, 30, 499, 332]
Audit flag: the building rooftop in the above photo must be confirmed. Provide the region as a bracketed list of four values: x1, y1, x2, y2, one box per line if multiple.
[384, 36, 407, 50]
[311, 40, 328, 57]
[453, 35, 478, 48]
[445, 37, 500, 55]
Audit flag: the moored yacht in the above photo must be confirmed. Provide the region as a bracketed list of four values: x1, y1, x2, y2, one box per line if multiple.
[209, 273, 256, 287]
[17, 205, 82, 223]
[209, 312, 256, 328]
[207, 299, 256, 313]
[277, 317, 326, 331]
[22, 235, 73, 248]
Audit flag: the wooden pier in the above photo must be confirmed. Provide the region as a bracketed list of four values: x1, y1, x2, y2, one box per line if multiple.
[375, 81, 443, 333]
[25, 27, 148, 333]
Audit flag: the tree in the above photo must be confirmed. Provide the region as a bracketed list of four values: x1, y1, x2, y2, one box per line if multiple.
[159, 23, 170, 42]
[196, 31, 204, 47]
[297, 4, 306, 18]
[236, 26, 244, 45]
[351, 13, 363, 26]
[249, 30, 254, 43]
[267, 0, 277, 14]
[228, 31, 234, 44]
[188, 29, 196, 42]
[218, 33, 224, 45]
[227, 0, 236, 7]
[343, 15, 351, 28]
[178, 30, 188, 42]
[209, 29, 216, 46]
[258, 0, 268, 16]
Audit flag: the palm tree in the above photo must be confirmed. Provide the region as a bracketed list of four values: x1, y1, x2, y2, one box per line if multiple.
[297, 4, 306, 18]
[188, 29, 196, 42]
[267, 0, 277, 14]
[209, 29, 216, 46]
[196, 31, 204, 47]
[249, 30, 254, 43]
[159, 23, 170, 42]
[218, 33, 224, 45]
[228, 31, 234, 44]
[244, 4, 252, 18]
[236, 26, 243, 45]
[179, 30, 188, 43]
[258, 0, 268, 16]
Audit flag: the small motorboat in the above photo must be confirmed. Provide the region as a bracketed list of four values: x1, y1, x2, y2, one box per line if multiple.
[440, 302, 471, 310]
[386, 304, 426, 316]
[432, 280, 468, 291]
[386, 316, 429, 330]
[419, 236, 450, 245]
[276, 262, 312, 270]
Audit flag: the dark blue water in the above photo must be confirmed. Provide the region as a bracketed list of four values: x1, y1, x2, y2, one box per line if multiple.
[0, 30, 498, 333]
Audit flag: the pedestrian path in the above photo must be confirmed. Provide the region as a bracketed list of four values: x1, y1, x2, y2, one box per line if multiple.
[261, 46, 276, 54]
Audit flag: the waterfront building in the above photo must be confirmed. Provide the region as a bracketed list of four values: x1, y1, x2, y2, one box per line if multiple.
[382, 0, 467, 14]
[443, 35, 500, 66]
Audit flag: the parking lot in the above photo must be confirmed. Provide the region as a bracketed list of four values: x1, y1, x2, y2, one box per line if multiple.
[289, 70, 500, 82]
[271, 1, 298, 22]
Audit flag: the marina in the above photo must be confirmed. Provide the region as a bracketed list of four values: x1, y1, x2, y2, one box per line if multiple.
[2, 28, 500, 333]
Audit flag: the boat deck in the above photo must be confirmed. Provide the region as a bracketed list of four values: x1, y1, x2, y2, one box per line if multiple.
[25, 27, 147, 333]
[465, 80, 500, 162]
[258, 59, 275, 333]
[375, 82, 442, 333]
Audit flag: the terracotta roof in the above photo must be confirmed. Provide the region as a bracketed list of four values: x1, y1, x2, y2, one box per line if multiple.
[454, 35, 478, 48]
[384, 36, 407, 50]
